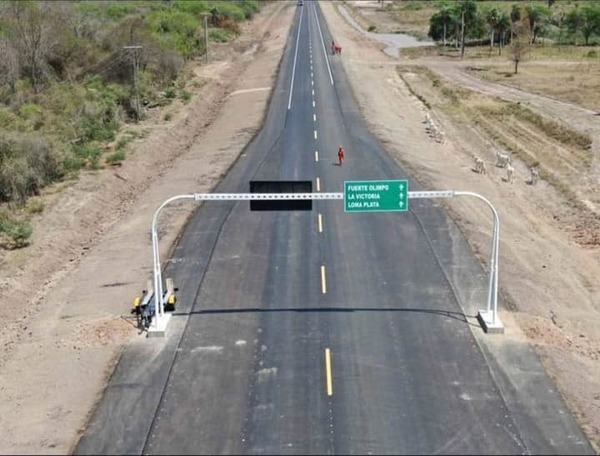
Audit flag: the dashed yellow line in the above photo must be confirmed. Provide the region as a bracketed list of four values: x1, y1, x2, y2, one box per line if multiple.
[325, 348, 333, 396]
[321, 265, 327, 294]
[318, 213, 323, 233]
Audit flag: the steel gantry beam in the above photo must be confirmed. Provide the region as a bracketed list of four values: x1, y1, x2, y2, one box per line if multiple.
[148, 190, 503, 336]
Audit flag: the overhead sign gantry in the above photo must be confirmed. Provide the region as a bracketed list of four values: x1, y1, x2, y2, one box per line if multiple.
[143, 181, 503, 336]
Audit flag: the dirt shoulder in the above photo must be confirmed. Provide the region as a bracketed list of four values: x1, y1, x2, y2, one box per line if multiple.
[322, 0, 600, 451]
[0, 2, 295, 454]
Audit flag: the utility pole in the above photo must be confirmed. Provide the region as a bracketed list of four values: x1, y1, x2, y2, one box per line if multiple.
[201, 12, 210, 64]
[124, 45, 143, 121]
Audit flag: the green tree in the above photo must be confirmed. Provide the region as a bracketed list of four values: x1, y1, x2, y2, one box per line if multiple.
[497, 11, 512, 55]
[484, 6, 502, 56]
[579, 4, 600, 46]
[525, 4, 551, 44]
[458, 0, 478, 59]
[565, 5, 584, 45]
[428, 2, 459, 46]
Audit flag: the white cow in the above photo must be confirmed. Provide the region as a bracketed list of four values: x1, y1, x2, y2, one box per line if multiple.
[506, 163, 515, 184]
[495, 151, 512, 168]
[474, 156, 487, 174]
[530, 166, 540, 185]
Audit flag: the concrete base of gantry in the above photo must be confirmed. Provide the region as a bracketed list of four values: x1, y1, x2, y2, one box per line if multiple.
[477, 310, 505, 334]
[147, 313, 172, 338]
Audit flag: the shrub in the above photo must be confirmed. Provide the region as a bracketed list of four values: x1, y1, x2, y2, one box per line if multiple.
[106, 150, 126, 165]
[165, 86, 177, 99]
[210, 29, 233, 43]
[180, 90, 191, 103]
[26, 198, 45, 214]
[72, 143, 102, 169]
[0, 210, 33, 249]
[164, 112, 173, 121]
[0, 135, 62, 204]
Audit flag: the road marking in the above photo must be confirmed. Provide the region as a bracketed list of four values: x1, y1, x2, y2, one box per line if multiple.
[315, 151, 319, 162]
[325, 348, 333, 396]
[321, 265, 327, 293]
[287, 5, 304, 110]
[313, 113, 316, 122]
[311, 72, 314, 79]
[316, 176, 320, 190]
[318, 213, 323, 233]
[311, 80, 314, 87]
[312, 89, 315, 97]
[314, 130, 318, 140]
[313, 100, 315, 108]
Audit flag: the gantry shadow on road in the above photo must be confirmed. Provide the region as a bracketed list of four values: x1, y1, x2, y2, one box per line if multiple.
[172, 307, 478, 326]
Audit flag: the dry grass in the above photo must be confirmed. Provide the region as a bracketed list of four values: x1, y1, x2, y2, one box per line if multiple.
[400, 43, 600, 112]
[470, 59, 600, 112]
[396, 64, 592, 207]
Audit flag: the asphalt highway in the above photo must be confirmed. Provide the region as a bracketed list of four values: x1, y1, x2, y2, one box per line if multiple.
[75, 2, 594, 455]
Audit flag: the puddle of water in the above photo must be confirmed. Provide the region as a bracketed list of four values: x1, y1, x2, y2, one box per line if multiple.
[337, 5, 434, 57]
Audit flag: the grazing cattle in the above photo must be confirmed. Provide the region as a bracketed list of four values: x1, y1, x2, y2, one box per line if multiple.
[530, 166, 540, 185]
[506, 163, 515, 184]
[495, 151, 512, 168]
[474, 156, 487, 174]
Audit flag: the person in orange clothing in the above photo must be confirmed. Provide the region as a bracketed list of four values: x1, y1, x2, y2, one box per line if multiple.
[337, 146, 345, 166]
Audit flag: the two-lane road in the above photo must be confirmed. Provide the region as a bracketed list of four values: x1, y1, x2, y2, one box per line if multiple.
[76, 2, 593, 454]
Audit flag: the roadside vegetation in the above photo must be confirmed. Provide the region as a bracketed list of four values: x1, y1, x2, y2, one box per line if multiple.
[0, 0, 263, 248]
[368, 0, 600, 244]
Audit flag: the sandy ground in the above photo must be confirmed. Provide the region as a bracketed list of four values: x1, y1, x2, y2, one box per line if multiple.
[0, 0, 599, 453]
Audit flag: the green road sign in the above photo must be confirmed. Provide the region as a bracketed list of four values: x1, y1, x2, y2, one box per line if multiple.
[344, 180, 408, 212]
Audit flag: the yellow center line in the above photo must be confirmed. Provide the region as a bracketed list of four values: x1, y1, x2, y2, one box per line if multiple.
[318, 213, 323, 233]
[325, 348, 333, 396]
[316, 176, 320, 190]
[321, 265, 327, 294]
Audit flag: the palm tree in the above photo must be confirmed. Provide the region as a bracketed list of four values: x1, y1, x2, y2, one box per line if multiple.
[485, 7, 501, 56]
[497, 11, 511, 56]
[439, 3, 454, 47]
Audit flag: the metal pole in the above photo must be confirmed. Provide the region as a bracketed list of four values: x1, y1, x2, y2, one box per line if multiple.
[454, 191, 500, 324]
[151, 194, 195, 329]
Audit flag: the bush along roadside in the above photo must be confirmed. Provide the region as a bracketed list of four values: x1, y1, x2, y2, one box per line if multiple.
[0, 0, 262, 249]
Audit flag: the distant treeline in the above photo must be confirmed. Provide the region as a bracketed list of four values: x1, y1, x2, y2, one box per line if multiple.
[427, 0, 600, 53]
